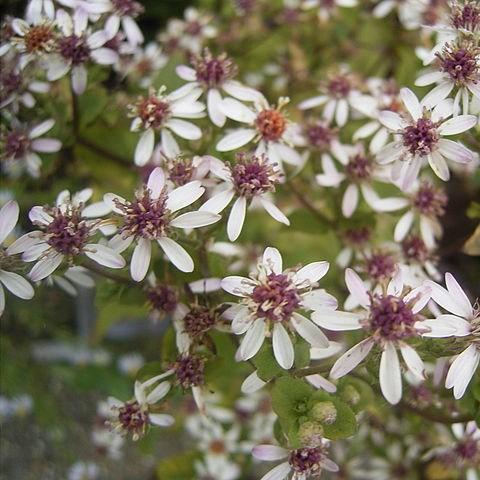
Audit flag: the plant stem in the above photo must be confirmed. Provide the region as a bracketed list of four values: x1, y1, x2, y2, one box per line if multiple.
[82, 259, 135, 286]
[77, 136, 132, 166]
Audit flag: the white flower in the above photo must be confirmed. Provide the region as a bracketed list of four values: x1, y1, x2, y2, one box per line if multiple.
[176, 48, 261, 127]
[7, 188, 124, 282]
[200, 154, 289, 241]
[124, 42, 167, 88]
[323, 268, 451, 404]
[423, 272, 479, 399]
[377, 88, 476, 189]
[216, 96, 304, 171]
[67, 461, 99, 480]
[128, 85, 205, 166]
[252, 442, 339, 480]
[194, 454, 241, 480]
[302, 0, 357, 22]
[0, 200, 35, 316]
[178, 7, 217, 54]
[103, 0, 144, 46]
[298, 69, 373, 127]
[46, 9, 118, 95]
[25, 0, 55, 24]
[1, 119, 61, 177]
[221, 247, 336, 369]
[105, 167, 220, 280]
[108, 373, 174, 440]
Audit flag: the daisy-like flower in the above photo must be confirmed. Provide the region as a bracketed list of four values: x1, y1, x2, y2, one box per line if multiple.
[221, 247, 335, 370]
[104, 167, 220, 281]
[7, 189, 125, 282]
[200, 153, 289, 241]
[128, 85, 205, 166]
[1, 119, 62, 177]
[423, 272, 480, 399]
[298, 69, 372, 127]
[0, 201, 34, 316]
[25, 0, 55, 24]
[216, 96, 304, 170]
[393, 180, 448, 249]
[301, 119, 348, 158]
[252, 441, 339, 480]
[377, 88, 477, 189]
[46, 9, 118, 95]
[323, 268, 447, 404]
[315, 144, 408, 218]
[336, 226, 372, 268]
[302, 0, 358, 23]
[176, 48, 261, 127]
[124, 42, 167, 88]
[194, 454, 241, 480]
[416, 40, 480, 115]
[155, 153, 212, 188]
[108, 374, 174, 440]
[178, 7, 217, 54]
[103, 0, 144, 47]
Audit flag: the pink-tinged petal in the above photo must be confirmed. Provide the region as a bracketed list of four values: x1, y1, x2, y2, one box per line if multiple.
[29, 206, 54, 225]
[305, 374, 337, 393]
[130, 238, 151, 282]
[227, 196, 247, 241]
[221, 276, 254, 297]
[446, 345, 480, 399]
[160, 129, 180, 158]
[91, 47, 118, 65]
[29, 119, 55, 138]
[240, 318, 266, 360]
[311, 309, 362, 330]
[122, 16, 144, 45]
[341, 184, 359, 218]
[394, 211, 415, 242]
[330, 338, 375, 379]
[400, 88, 422, 120]
[135, 129, 155, 166]
[405, 284, 431, 313]
[188, 277, 222, 294]
[378, 110, 404, 131]
[85, 244, 126, 269]
[170, 211, 221, 229]
[71, 65, 87, 95]
[302, 290, 338, 311]
[166, 181, 204, 212]
[259, 462, 291, 480]
[399, 343, 425, 379]
[294, 261, 329, 286]
[420, 315, 470, 338]
[259, 198, 290, 225]
[29, 254, 64, 281]
[176, 65, 197, 81]
[103, 193, 126, 214]
[376, 141, 403, 164]
[427, 280, 470, 317]
[231, 308, 254, 334]
[291, 313, 329, 348]
[200, 188, 235, 214]
[421, 81, 454, 109]
[6, 232, 42, 255]
[30, 138, 62, 152]
[0, 200, 19, 244]
[445, 272, 473, 318]
[149, 413, 175, 427]
[298, 95, 328, 110]
[386, 269, 403, 296]
[157, 237, 193, 272]
[345, 268, 370, 308]
[273, 323, 294, 370]
[241, 371, 267, 394]
[216, 128, 256, 151]
[320, 458, 340, 473]
[252, 445, 288, 461]
[22, 242, 49, 262]
[207, 88, 226, 127]
[437, 139, 473, 164]
[379, 342, 402, 404]
[147, 167, 165, 198]
[415, 70, 445, 86]
[0, 271, 34, 299]
[262, 247, 283, 274]
[428, 152, 450, 181]
[438, 115, 477, 135]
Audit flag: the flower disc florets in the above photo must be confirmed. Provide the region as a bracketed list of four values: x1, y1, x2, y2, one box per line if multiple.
[183, 305, 218, 338]
[450, 1, 480, 32]
[402, 117, 440, 156]
[112, 0, 144, 17]
[437, 42, 479, 85]
[132, 90, 172, 130]
[288, 446, 325, 474]
[58, 34, 91, 65]
[115, 400, 149, 439]
[2, 130, 30, 159]
[191, 49, 237, 88]
[304, 121, 336, 151]
[413, 181, 447, 217]
[255, 106, 287, 141]
[167, 157, 195, 186]
[343, 226, 371, 246]
[326, 74, 351, 98]
[173, 355, 205, 389]
[365, 252, 396, 282]
[230, 153, 280, 198]
[402, 235, 430, 263]
[146, 283, 178, 314]
[20, 22, 57, 54]
[345, 154, 373, 182]
[116, 187, 171, 240]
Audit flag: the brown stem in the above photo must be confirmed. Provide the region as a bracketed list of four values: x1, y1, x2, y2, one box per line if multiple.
[398, 400, 475, 424]
[82, 259, 134, 286]
[77, 136, 132, 166]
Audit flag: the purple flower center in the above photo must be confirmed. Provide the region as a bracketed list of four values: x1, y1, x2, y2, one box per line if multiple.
[402, 235, 429, 263]
[183, 305, 218, 338]
[185, 21, 202, 36]
[234, 0, 257, 15]
[455, 437, 479, 463]
[255, 109, 287, 141]
[173, 355, 205, 388]
[327, 75, 351, 98]
[45, 207, 91, 256]
[343, 226, 371, 245]
[231, 153, 279, 198]
[117, 187, 170, 240]
[58, 34, 91, 65]
[168, 158, 194, 186]
[192, 49, 237, 88]
[402, 117, 439, 156]
[345, 154, 372, 181]
[451, 2, 480, 32]
[0, 68, 22, 102]
[437, 44, 479, 85]
[3, 131, 30, 159]
[288, 447, 324, 474]
[412, 181, 447, 217]
[367, 294, 418, 341]
[365, 253, 396, 282]
[250, 273, 301, 322]
[117, 400, 148, 436]
[304, 122, 335, 150]
[146, 283, 177, 314]
[111, 0, 144, 17]
[135, 94, 171, 129]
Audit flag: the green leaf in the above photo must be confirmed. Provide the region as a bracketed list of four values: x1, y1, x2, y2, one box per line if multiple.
[156, 451, 200, 480]
[253, 343, 283, 381]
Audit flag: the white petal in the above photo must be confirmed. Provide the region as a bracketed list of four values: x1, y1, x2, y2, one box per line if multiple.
[311, 309, 362, 330]
[302, 290, 338, 311]
[199, 188, 235, 214]
[170, 211, 221, 228]
[446, 345, 480, 399]
[221, 276, 253, 297]
[149, 413, 175, 427]
[147, 167, 165, 198]
[428, 152, 450, 181]
[30, 138, 62, 152]
[445, 272, 473, 318]
[161, 129, 180, 158]
[394, 211, 415, 242]
[29, 254, 64, 281]
[71, 65, 87, 95]
[166, 181, 204, 212]
[221, 98, 256, 123]
[342, 184, 359, 218]
[91, 47, 118, 65]
[294, 261, 329, 285]
[378, 111, 405, 131]
[305, 374, 337, 393]
[241, 371, 267, 394]
[438, 115, 477, 135]
[135, 129, 155, 166]
[239, 318, 266, 360]
[259, 198, 290, 225]
[400, 88, 422, 120]
[157, 237, 194, 272]
[0, 271, 34, 299]
[145, 381, 170, 404]
[252, 445, 288, 461]
[176, 65, 197, 81]
[216, 129, 256, 151]
[330, 338, 375, 379]
[379, 342, 402, 404]
[29, 119, 55, 139]
[292, 313, 329, 348]
[345, 268, 370, 308]
[298, 95, 328, 110]
[85, 244, 126, 268]
[166, 119, 202, 140]
[227, 196, 247, 241]
[130, 238, 151, 282]
[421, 81, 454, 109]
[437, 139, 473, 164]
[272, 323, 294, 369]
[262, 247, 283, 274]
[259, 463, 291, 480]
[400, 343, 425, 379]
[0, 201, 19, 244]
[207, 88, 226, 127]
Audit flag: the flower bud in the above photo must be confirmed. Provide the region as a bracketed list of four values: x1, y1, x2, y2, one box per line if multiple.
[341, 385, 361, 406]
[311, 401, 337, 425]
[298, 421, 324, 445]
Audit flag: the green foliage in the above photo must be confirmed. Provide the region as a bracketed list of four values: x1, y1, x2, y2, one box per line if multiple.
[156, 451, 201, 480]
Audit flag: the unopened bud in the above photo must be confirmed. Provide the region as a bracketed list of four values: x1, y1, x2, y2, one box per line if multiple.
[311, 401, 337, 425]
[341, 385, 360, 406]
[298, 421, 324, 445]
